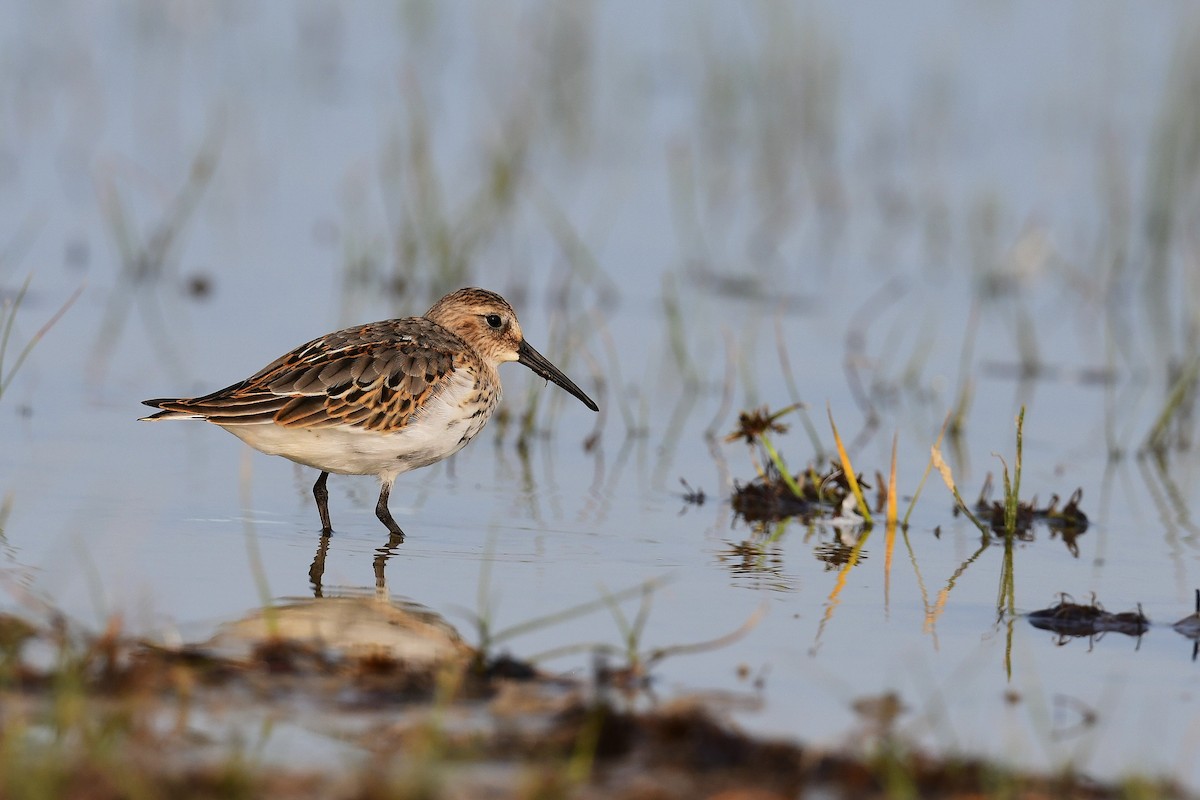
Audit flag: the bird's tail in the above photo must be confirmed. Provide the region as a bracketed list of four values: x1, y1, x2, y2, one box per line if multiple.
[139, 398, 206, 421]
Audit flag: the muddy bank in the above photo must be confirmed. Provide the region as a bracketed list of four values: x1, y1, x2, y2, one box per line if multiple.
[0, 598, 1186, 800]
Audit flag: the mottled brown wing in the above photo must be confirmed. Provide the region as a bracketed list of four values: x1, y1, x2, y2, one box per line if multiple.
[145, 318, 466, 432]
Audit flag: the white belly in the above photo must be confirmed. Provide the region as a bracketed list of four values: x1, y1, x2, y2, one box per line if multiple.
[219, 374, 496, 481]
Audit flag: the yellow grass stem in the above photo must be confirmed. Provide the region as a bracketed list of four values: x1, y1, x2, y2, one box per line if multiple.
[930, 442, 989, 536]
[886, 432, 898, 529]
[828, 406, 872, 524]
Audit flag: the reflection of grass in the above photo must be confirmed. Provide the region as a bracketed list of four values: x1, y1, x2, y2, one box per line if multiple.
[0, 275, 80, 403]
[1136, 27, 1200, 456]
[932, 409, 1026, 674]
[0, 272, 79, 541]
[1143, 355, 1200, 456]
[91, 140, 217, 384]
[812, 526, 871, 653]
[1143, 27, 1200, 349]
[530, 582, 765, 694]
[460, 553, 763, 695]
[932, 409, 1025, 612]
[995, 408, 1024, 651]
[689, 4, 844, 273]
[720, 521, 797, 591]
[460, 553, 670, 677]
[376, 85, 528, 301]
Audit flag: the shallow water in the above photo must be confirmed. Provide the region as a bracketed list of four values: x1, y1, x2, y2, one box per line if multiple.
[3, 0, 1200, 787]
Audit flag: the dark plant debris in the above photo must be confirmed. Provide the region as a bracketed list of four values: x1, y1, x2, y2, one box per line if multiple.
[1027, 593, 1149, 640]
[1027, 590, 1200, 662]
[971, 476, 1089, 548]
[815, 539, 868, 570]
[725, 404, 798, 446]
[732, 461, 866, 524]
[1173, 589, 1200, 639]
[678, 477, 706, 506]
[727, 405, 878, 527]
[1173, 590, 1200, 661]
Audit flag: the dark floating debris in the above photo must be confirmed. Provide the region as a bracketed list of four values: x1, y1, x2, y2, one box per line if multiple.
[727, 406, 875, 526]
[678, 478, 706, 507]
[726, 405, 797, 446]
[185, 271, 214, 299]
[814, 538, 867, 570]
[1027, 594, 1148, 639]
[1030, 589, 1200, 659]
[973, 476, 1089, 550]
[1173, 590, 1200, 662]
[731, 461, 864, 524]
[1172, 589, 1200, 639]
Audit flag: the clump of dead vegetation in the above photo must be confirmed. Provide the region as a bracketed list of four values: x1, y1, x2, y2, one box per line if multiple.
[730, 459, 860, 523]
[1025, 590, 1200, 661]
[969, 476, 1089, 546]
[727, 405, 879, 526]
[1027, 594, 1150, 641]
[727, 405, 1092, 547]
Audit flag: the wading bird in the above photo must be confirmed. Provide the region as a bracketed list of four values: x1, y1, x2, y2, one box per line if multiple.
[141, 288, 598, 537]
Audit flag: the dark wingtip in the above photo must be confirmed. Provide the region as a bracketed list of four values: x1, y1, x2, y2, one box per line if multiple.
[143, 397, 189, 408]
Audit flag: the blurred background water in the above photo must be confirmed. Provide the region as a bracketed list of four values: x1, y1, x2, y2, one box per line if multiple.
[3, 0, 1200, 786]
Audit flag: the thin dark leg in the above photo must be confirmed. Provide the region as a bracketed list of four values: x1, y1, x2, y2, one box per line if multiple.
[313, 471, 333, 534]
[375, 482, 405, 538]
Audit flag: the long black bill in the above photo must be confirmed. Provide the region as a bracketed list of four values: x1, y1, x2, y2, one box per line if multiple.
[517, 340, 598, 412]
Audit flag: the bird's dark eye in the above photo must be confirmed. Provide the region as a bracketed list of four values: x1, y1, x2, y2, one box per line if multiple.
[485, 314, 503, 329]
